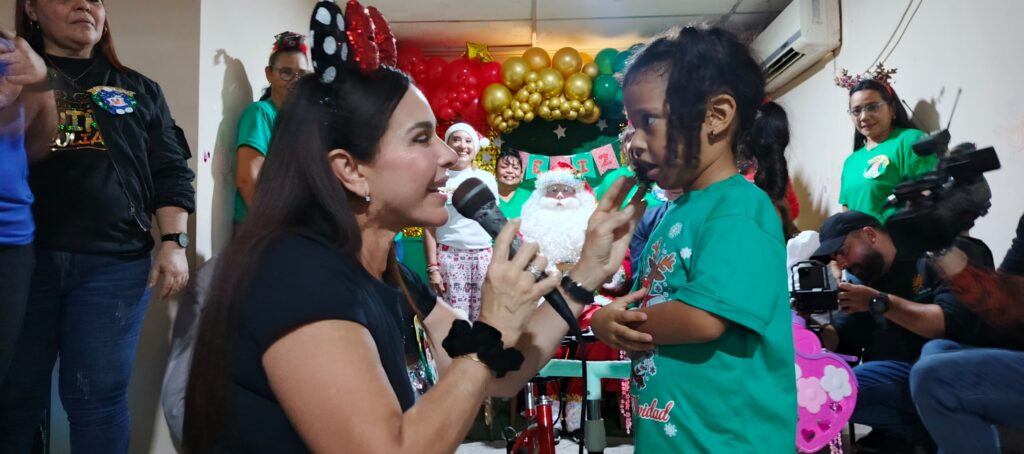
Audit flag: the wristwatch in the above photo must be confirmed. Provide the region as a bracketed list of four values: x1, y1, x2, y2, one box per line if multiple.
[870, 292, 891, 316]
[161, 232, 190, 249]
[560, 273, 595, 305]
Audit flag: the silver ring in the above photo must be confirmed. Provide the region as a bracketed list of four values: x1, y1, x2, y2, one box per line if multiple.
[525, 264, 544, 280]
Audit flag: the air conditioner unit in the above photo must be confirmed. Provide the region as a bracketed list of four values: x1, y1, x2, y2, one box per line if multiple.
[751, 0, 840, 93]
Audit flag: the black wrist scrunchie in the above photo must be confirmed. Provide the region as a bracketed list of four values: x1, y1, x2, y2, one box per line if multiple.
[442, 320, 524, 378]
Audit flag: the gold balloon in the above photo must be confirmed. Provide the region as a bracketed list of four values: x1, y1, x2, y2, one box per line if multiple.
[482, 84, 512, 115]
[580, 51, 594, 65]
[538, 68, 564, 97]
[583, 99, 596, 111]
[551, 110, 563, 120]
[560, 104, 572, 115]
[579, 105, 601, 124]
[525, 71, 540, 84]
[552, 47, 583, 77]
[567, 110, 579, 121]
[499, 121, 509, 131]
[564, 73, 592, 101]
[522, 47, 551, 71]
[548, 97, 561, 110]
[509, 119, 520, 129]
[502, 108, 514, 119]
[501, 57, 530, 90]
[526, 81, 539, 93]
[582, 62, 599, 79]
[514, 109, 525, 120]
[516, 88, 530, 103]
[528, 92, 543, 107]
[569, 99, 583, 111]
[538, 105, 552, 118]
[524, 111, 535, 122]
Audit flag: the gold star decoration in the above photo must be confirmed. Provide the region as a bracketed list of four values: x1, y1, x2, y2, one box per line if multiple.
[465, 42, 493, 62]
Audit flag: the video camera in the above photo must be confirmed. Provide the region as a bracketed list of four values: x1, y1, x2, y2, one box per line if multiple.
[790, 260, 840, 313]
[884, 128, 1002, 252]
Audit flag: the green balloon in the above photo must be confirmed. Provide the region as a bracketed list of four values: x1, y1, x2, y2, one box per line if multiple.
[612, 49, 634, 75]
[592, 74, 619, 106]
[595, 48, 618, 75]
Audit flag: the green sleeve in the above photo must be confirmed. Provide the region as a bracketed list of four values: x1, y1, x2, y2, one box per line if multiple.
[897, 129, 937, 179]
[667, 215, 786, 335]
[236, 103, 275, 155]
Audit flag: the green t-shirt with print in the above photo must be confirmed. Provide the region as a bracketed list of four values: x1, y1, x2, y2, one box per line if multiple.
[630, 174, 796, 453]
[234, 100, 278, 223]
[498, 186, 533, 220]
[839, 127, 936, 221]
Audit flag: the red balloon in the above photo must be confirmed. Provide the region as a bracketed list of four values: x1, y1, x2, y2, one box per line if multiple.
[397, 43, 424, 69]
[439, 107, 457, 121]
[477, 61, 502, 89]
[367, 7, 397, 67]
[444, 58, 473, 86]
[344, 0, 379, 72]
[426, 57, 446, 85]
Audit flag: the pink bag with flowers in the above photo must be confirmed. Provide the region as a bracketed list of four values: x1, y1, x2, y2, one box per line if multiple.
[793, 313, 858, 453]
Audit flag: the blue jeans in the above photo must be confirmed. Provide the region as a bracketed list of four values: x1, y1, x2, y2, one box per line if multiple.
[0, 250, 152, 454]
[911, 339, 1024, 454]
[851, 360, 929, 442]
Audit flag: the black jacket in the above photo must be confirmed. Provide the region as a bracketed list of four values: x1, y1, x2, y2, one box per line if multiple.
[31, 56, 194, 255]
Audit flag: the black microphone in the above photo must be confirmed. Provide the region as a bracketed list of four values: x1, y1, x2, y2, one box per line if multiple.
[452, 177, 582, 336]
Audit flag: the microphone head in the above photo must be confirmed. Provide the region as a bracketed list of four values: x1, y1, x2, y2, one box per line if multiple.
[452, 177, 497, 220]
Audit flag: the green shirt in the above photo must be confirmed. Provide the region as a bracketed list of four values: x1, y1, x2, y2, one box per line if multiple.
[630, 175, 796, 453]
[234, 100, 278, 223]
[498, 186, 532, 220]
[839, 127, 936, 221]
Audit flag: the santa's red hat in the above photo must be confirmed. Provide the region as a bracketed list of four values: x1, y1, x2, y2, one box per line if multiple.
[535, 161, 593, 194]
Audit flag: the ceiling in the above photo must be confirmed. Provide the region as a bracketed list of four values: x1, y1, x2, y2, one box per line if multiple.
[375, 0, 793, 57]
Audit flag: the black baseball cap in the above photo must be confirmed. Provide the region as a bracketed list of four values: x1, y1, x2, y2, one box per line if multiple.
[811, 211, 881, 261]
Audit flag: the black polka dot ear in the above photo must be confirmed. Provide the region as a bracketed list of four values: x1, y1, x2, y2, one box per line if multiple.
[309, 1, 349, 84]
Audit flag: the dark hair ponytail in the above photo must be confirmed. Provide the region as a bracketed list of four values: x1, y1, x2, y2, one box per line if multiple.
[849, 79, 916, 150]
[739, 101, 790, 200]
[625, 26, 790, 201]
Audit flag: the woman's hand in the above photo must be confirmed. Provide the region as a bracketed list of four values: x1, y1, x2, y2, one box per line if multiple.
[149, 246, 189, 299]
[479, 219, 560, 346]
[571, 177, 646, 290]
[591, 289, 654, 352]
[0, 31, 47, 87]
[428, 268, 445, 294]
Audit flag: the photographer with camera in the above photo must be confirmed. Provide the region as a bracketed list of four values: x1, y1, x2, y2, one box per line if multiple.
[811, 210, 980, 453]
[906, 213, 1024, 454]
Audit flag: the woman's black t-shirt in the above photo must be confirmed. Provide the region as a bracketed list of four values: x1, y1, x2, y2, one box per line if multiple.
[218, 232, 436, 452]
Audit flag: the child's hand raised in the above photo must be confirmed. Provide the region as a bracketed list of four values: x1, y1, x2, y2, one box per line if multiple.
[591, 288, 654, 352]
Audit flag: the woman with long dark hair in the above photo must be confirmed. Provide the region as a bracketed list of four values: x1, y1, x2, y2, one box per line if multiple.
[234, 32, 308, 225]
[840, 77, 936, 221]
[0, 0, 195, 452]
[183, 2, 642, 452]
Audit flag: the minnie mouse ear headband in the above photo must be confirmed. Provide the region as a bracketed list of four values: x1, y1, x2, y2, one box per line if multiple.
[444, 122, 491, 151]
[834, 63, 898, 93]
[273, 32, 309, 55]
[308, 0, 397, 84]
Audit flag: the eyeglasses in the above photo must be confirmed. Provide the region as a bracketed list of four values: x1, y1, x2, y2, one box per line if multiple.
[847, 101, 887, 117]
[273, 67, 308, 82]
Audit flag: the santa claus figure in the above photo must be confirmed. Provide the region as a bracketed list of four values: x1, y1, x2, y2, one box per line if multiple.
[519, 164, 597, 270]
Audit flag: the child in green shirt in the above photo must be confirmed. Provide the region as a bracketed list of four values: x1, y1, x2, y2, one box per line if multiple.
[591, 26, 797, 453]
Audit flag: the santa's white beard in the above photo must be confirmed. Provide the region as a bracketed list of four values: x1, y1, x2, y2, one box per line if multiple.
[520, 193, 596, 266]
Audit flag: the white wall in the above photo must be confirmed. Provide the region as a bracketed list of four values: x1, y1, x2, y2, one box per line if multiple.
[779, 0, 1024, 263]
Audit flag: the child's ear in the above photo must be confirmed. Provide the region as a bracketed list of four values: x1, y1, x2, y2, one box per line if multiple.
[327, 148, 368, 199]
[704, 94, 737, 139]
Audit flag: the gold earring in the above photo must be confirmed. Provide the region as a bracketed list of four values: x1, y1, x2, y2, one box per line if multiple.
[364, 192, 371, 203]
